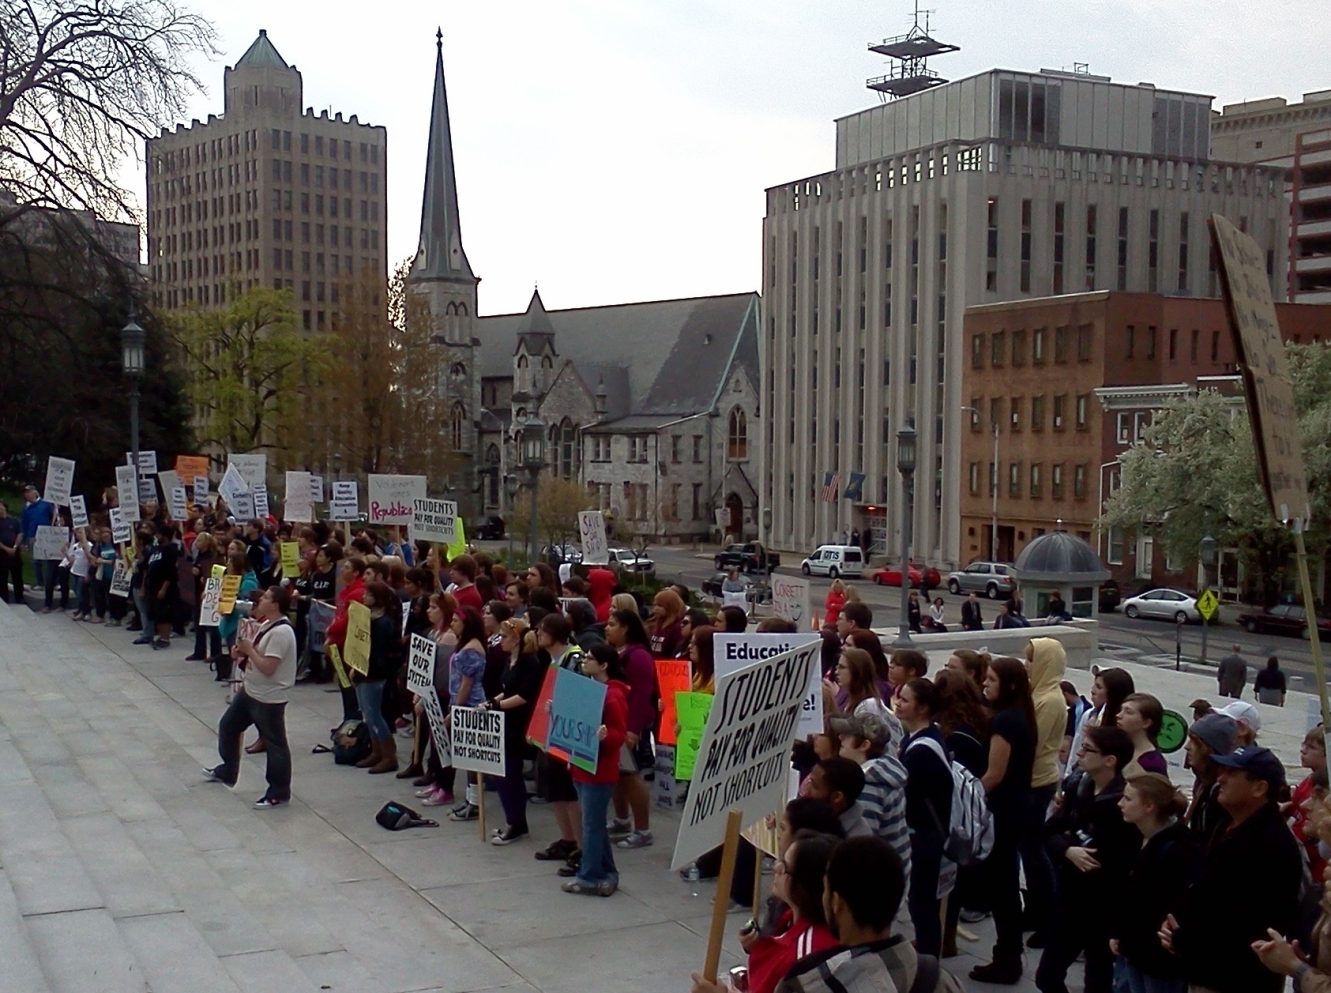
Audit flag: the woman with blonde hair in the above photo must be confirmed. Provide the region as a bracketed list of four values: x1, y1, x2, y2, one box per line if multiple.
[823, 578, 846, 629]
[647, 588, 686, 657]
[610, 592, 638, 616]
[485, 616, 546, 845]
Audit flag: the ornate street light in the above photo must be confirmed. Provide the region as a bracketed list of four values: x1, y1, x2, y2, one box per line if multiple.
[121, 312, 145, 482]
[894, 420, 917, 648]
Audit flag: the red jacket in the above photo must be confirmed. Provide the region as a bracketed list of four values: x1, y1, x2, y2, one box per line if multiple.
[325, 573, 365, 651]
[747, 912, 840, 993]
[571, 678, 629, 785]
[587, 568, 616, 623]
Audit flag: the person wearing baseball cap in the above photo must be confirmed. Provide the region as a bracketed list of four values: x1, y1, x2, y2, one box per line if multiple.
[1218, 699, 1261, 746]
[829, 713, 912, 881]
[1159, 745, 1302, 993]
[1184, 712, 1238, 845]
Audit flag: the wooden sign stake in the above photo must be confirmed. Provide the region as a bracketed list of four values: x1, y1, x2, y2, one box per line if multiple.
[703, 808, 744, 983]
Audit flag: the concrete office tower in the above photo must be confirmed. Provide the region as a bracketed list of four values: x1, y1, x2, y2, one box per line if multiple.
[146, 30, 388, 326]
[761, 63, 1287, 568]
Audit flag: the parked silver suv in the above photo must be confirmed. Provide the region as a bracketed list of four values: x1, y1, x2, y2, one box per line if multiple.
[946, 561, 1017, 599]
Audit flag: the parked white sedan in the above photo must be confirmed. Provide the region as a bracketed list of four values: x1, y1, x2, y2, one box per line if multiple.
[1120, 588, 1200, 624]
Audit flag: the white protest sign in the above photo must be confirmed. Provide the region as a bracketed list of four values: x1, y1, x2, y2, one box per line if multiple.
[198, 576, 223, 627]
[253, 484, 270, 518]
[115, 464, 140, 522]
[69, 495, 89, 529]
[578, 510, 608, 565]
[218, 464, 249, 510]
[330, 480, 360, 521]
[109, 507, 131, 544]
[109, 557, 132, 597]
[285, 471, 313, 522]
[670, 639, 821, 870]
[157, 470, 181, 506]
[126, 450, 158, 476]
[309, 474, 324, 504]
[367, 474, 427, 526]
[169, 487, 189, 522]
[449, 705, 505, 777]
[715, 632, 823, 739]
[771, 575, 811, 628]
[33, 525, 67, 560]
[194, 476, 209, 506]
[410, 498, 457, 544]
[44, 457, 75, 507]
[401, 599, 411, 636]
[406, 633, 437, 695]
[417, 687, 451, 765]
[138, 477, 157, 505]
[232, 491, 255, 520]
[227, 453, 267, 491]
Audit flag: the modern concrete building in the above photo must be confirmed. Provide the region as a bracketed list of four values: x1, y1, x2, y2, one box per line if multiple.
[761, 64, 1288, 568]
[145, 30, 388, 325]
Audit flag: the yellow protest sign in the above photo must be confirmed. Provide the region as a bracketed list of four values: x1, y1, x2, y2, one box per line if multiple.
[344, 600, 371, 675]
[218, 574, 242, 615]
[211, 563, 225, 580]
[445, 516, 467, 562]
[327, 644, 352, 689]
[280, 541, 301, 577]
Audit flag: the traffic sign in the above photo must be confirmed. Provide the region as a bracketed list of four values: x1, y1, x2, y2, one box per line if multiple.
[1196, 589, 1219, 622]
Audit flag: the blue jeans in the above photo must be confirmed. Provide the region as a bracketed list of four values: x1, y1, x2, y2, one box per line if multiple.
[575, 781, 618, 886]
[1112, 958, 1185, 993]
[355, 680, 390, 740]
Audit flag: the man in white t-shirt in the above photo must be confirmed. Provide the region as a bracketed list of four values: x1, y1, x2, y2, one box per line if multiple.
[203, 585, 298, 809]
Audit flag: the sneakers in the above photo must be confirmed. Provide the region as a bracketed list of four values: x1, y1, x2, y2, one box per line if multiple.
[447, 803, 479, 822]
[201, 767, 235, 788]
[556, 851, 582, 877]
[959, 908, 991, 924]
[607, 817, 632, 836]
[561, 878, 616, 896]
[105, 618, 122, 627]
[132, 635, 152, 645]
[152, 638, 170, 650]
[616, 830, 653, 849]
[490, 826, 529, 846]
[535, 839, 578, 861]
[252, 796, 286, 810]
[420, 787, 454, 807]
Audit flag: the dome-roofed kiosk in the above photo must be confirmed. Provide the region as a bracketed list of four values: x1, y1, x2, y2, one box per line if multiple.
[1012, 529, 1112, 620]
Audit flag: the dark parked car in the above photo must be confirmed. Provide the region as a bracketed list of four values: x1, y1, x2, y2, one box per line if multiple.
[1236, 603, 1331, 640]
[540, 543, 583, 566]
[1098, 579, 1121, 613]
[474, 516, 505, 540]
[714, 542, 780, 574]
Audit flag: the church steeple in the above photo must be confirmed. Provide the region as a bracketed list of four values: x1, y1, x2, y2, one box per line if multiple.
[410, 29, 474, 284]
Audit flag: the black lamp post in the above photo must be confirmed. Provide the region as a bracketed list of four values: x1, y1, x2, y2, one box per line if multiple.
[522, 416, 546, 564]
[1199, 533, 1217, 664]
[894, 420, 917, 648]
[332, 452, 342, 483]
[504, 472, 520, 563]
[121, 312, 145, 485]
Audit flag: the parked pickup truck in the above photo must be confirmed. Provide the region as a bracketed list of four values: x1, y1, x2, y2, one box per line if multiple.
[714, 542, 780, 574]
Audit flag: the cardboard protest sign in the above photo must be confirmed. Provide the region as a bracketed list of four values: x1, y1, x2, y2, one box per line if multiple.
[33, 526, 67, 560]
[771, 575, 811, 628]
[330, 480, 360, 521]
[367, 474, 427, 526]
[406, 633, 437, 694]
[525, 666, 570, 760]
[45, 457, 75, 507]
[417, 686, 451, 764]
[578, 510, 608, 565]
[169, 487, 189, 522]
[198, 577, 223, 627]
[306, 600, 334, 655]
[210, 563, 225, 580]
[715, 632, 823, 738]
[227, 453, 266, 491]
[284, 471, 313, 523]
[449, 705, 505, 776]
[253, 484, 270, 518]
[327, 644, 352, 690]
[126, 450, 157, 476]
[445, 516, 468, 561]
[674, 691, 713, 780]
[109, 557, 132, 597]
[344, 600, 372, 675]
[109, 508, 131, 544]
[655, 744, 677, 810]
[69, 495, 89, 529]
[174, 454, 210, 481]
[670, 639, 820, 869]
[548, 667, 607, 773]
[115, 464, 140, 523]
[410, 498, 457, 544]
[656, 658, 691, 746]
[218, 574, 242, 615]
[193, 476, 209, 506]
[157, 470, 181, 507]
[401, 599, 410, 637]
[279, 541, 301, 577]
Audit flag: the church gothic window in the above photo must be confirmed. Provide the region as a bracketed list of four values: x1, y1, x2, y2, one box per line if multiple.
[450, 402, 466, 452]
[728, 407, 748, 460]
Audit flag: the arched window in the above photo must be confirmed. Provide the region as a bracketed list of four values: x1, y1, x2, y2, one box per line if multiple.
[516, 353, 529, 393]
[445, 301, 457, 316]
[450, 362, 466, 381]
[457, 303, 468, 316]
[486, 444, 501, 506]
[728, 407, 748, 460]
[559, 418, 576, 479]
[541, 354, 553, 370]
[450, 402, 466, 452]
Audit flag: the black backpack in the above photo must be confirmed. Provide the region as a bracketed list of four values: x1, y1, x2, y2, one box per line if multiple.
[375, 801, 438, 831]
[330, 719, 371, 765]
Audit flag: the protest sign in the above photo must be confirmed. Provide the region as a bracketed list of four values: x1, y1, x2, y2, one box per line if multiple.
[33, 526, 66, 560]
[232, 490, 255, 520]
[327, 644, 352, 690]
[218, 463, 249, 511]
[284, 471, 313, 522]
[218, 574, 242, 615]
[417, 686, 451, 764]
[193, 476, 209, 506]
[368, 474, 427, 525]
[126, 450, 157, 476]
[157, 470, 181, 506]
[525, 666, 569, 761]
[227, 453, 266, 491]
[279, 541, 301, 577]
[410, 498, 457, 544]
[655, 745, 677, 810]
[578, 510, 608, 565]
[671, 638, 820, 870]
[174, 454, 210, 481]
[169, 487, 189, 522]
[253, 484, 270, 518]
[210, 563, 225, 580]
[656, 658, 691, 746]
[449, 705, 505, 777]
[309, 474, 324, 504]
[344, 600, 371, 675]
[330, 480, 360, 521]
[109, 557, 132, 597]
[445, 516, 468, 561]
[674, 691, 713, 780]
[307, 600, 334, 656]
[715, 632, 822, 738]
[109, 508, 131, 544]
[198, 577, 223, 627]
[406, 633, 437, 694]
[69, 495, 89, 529]
[44, 457, 75, 507]
[115, 464, 140, 522]
[771, 575, 811, 628]
[401, 600, 410, 637]
[138, 477, 157, 505]
[548, 667, 607, 773]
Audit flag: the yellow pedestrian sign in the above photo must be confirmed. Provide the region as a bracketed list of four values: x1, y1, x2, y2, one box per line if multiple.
[1197, 589, 1219, 622]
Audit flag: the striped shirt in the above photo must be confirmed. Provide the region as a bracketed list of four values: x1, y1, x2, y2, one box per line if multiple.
[858, 754, 912, 884]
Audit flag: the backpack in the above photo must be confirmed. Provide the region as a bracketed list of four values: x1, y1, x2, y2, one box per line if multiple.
[330, 719, 371, 765]
[906, 735, 995, 866]
[375, 801, 438, 831]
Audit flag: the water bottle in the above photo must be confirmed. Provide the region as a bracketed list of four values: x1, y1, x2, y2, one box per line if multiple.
[686, 864, 700, 896]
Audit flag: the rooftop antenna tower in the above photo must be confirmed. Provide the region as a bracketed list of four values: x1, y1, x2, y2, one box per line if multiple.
[866, 0, 959, 101]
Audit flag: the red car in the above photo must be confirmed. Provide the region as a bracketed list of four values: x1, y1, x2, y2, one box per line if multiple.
[871, 564, 941, 591]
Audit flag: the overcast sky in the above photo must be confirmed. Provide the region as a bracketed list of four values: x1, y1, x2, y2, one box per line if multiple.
[139, 0, 1330, 315]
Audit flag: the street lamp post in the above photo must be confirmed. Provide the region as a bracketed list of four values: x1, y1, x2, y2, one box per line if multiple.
[504, 473, 520, 564]
[1199, 534, 1217, 665]
[961, 406, 1000, 561]
[522, 416, 547, 565]
[120, 312, 145, 485]
[894, 420, 917, 648]
[332, 452, 342, 482]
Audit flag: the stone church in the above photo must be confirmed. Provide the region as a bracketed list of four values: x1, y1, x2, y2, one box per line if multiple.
[406, 34, 760, 543]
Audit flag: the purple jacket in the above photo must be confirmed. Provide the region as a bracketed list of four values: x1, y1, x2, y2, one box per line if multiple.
[619, 643, 659, 735]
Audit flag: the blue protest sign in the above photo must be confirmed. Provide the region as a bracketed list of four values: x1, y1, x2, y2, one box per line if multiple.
[548, 667, 608, 774]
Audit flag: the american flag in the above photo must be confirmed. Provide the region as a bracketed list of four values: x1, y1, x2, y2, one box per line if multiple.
[819, 472, 840, 503]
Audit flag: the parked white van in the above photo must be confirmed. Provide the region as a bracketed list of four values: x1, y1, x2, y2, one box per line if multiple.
[799, 545, 865, 579]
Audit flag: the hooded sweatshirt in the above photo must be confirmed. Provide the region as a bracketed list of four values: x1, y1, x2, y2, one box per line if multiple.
[857, 755, 912, 883]
[586, 567, 616, 623]
[775, 934, 964, 993]
[1027, 636, 1068, 789]
[571, 677, 629, 786]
